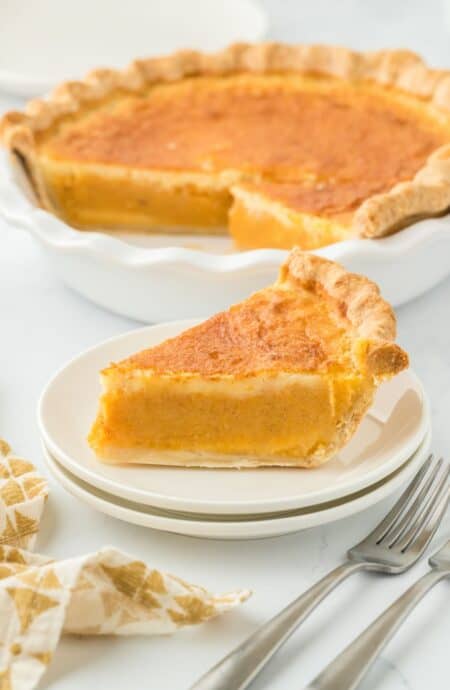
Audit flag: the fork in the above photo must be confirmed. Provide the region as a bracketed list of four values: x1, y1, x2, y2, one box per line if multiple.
[190, 455, 450, 690]
[305, 538, 450, 690]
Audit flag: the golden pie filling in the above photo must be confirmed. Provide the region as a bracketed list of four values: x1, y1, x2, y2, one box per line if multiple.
[34, 73, 450, 248]
[88, 251, 408, 467]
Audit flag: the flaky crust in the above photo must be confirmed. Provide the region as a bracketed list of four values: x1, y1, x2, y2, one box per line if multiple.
[2, 42, 450, 237]
[279, 250, 409, 377]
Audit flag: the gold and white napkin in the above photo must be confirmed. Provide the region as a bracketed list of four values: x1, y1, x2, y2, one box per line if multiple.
[0, 439, 250, 690]
[0, 440, 48, 551]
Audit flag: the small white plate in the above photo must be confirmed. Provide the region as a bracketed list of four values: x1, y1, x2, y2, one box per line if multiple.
[0, 0, 267, 97]
[38, 320, 430, 516]
[1, 155, 449, 322]
[42, 431, 432, 540]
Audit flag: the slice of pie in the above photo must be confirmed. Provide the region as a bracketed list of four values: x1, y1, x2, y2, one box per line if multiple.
[88, 250, 408, 468]
[2, 44, 450, 250]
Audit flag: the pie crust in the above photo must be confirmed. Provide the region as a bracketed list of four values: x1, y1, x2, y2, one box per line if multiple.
[88, 250, 408, 468]
[2, 43, 450, 249]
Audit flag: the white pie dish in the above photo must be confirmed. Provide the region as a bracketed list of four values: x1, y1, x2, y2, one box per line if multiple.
[1, 154, 449, 322]
[38, 320, 429, 517]
[41, 431, 432, 540]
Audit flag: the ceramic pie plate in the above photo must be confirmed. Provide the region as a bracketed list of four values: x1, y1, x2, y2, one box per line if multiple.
[42, 431, 432, 539]
[38, 320, 430, 517]
[1, 156, 450, 322]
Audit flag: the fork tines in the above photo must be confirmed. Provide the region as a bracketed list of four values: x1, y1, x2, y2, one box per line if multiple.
[370, 454, 450, 553]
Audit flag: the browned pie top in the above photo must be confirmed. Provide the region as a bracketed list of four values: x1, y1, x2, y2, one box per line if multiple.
[39, 74, 450, 216]
[42, 74, 448, 192]
[116, 285, 355, 376]
[237, 179, 393, 216]
[108, 250, 407, 380]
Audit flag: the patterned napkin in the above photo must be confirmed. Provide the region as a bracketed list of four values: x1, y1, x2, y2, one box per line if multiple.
[0, 439, 250, 690]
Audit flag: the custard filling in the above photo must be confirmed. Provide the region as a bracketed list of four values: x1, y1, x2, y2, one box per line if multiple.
[89, 373, 374, 459]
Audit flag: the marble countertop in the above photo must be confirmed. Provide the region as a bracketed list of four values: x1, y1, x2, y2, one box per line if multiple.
[1, 2, 450, 688]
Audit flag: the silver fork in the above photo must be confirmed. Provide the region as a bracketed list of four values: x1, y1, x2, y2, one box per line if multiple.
[190, 455, 450, 690]
[305, 538, 450, 690]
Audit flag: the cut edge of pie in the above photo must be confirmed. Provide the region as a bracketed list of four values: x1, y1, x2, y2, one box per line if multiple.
[88, 250, 408, 468]
[2, 43, 450, 249]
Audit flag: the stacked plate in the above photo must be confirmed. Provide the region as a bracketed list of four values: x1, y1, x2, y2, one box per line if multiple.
[38, 322, 431, 540]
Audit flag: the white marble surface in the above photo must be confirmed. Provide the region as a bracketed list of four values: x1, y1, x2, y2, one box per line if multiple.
[1, 2, 450, 688]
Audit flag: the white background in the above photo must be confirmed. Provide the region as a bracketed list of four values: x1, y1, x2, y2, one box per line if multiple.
[1, 1, 450, 688]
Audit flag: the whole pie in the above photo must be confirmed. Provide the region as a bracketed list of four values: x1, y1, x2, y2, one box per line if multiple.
[2, 44, 450, 250]
[88, 250, 408, 467]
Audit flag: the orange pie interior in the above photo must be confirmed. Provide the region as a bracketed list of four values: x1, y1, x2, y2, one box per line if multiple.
[3, 44, 450, 250]
[88, 250, 408, 467]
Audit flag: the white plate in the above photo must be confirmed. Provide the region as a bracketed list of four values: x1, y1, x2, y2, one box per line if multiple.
[1, 155, 449, 321]
[42, 431, 432, 540]
[0, 0, 267, 97]
[38, 320, 430, 516]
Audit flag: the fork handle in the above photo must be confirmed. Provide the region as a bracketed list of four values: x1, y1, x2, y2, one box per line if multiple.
[190, 560, 364, 690]
[305, 568, 448, 690]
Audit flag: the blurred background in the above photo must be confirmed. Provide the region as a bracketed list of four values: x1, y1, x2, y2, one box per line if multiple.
[0, 0, 449, 109]
[264, 0, 450, 64]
